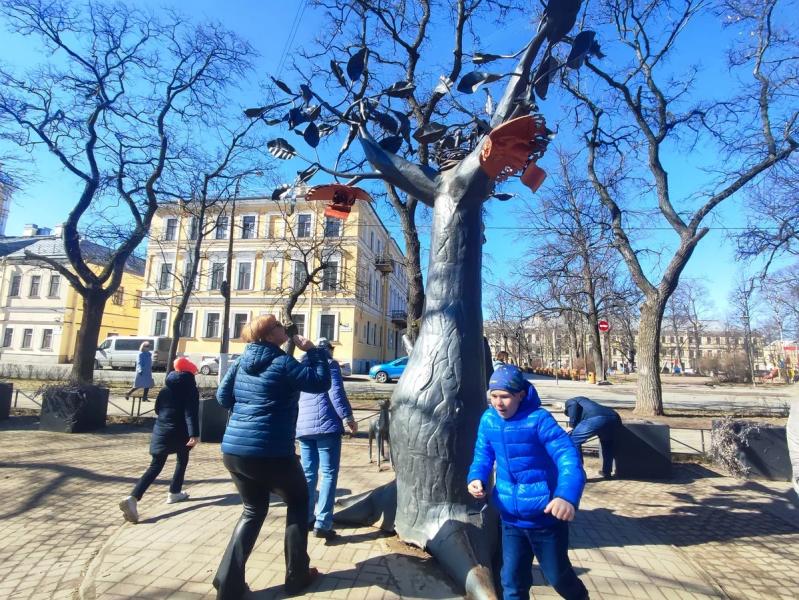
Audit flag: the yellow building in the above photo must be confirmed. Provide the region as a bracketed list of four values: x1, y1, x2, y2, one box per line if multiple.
[0, 225, 144, 365]
[138, 192, 408, 373]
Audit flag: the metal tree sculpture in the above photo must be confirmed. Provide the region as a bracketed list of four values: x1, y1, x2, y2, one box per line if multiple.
[247, 3, 596, 597]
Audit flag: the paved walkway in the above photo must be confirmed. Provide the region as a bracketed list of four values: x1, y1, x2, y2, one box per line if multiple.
[1, 416, 798, 599]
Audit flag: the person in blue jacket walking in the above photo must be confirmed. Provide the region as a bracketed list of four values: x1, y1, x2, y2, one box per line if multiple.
[212, 315, 331, 600]
[297, 338, 357, 540]
[468, 364, 588, 600]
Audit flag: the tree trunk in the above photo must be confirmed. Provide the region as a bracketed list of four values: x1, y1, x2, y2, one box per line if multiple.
[71, 291, 108, 383]
[636, 298, 666, 415]
[404, 224, 425, 344]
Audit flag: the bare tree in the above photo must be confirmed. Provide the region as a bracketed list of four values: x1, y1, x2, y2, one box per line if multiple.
[564, 0, 798, 414]
[0, 0, 253, 382]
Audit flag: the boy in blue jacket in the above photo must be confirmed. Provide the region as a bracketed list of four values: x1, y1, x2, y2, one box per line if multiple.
[468, 365, 588, 600]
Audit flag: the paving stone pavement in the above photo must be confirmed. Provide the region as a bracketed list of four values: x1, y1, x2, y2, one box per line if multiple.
[1, 414, 798, 600]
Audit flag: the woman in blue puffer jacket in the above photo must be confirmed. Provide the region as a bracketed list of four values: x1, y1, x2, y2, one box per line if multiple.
[296, 338, 357, 540]
[213, 315, 331, 600]
[467, 365, 588, 600]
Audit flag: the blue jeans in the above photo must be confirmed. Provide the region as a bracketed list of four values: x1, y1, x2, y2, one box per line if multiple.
[299, 434, 342, 531]
[570, 415, 620, 475]
[501, 521, 588, 600]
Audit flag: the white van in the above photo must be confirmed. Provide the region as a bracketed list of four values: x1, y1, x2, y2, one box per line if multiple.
[95, 336, 172, 371]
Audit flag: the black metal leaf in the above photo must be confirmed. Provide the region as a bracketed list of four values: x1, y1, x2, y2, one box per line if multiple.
[383, 81, 416, 98]
[493, 193, 514, 201]
[271, 76, 293, 95]
[272, 185, 290, 200]
[378, 136, 403, 153]
[303, 122, 320, 148]
[330, 60, 348, 88]
[300, 84, 313, 104]
[264, 117, 285, 126]
[346, 47, 367, 81]
[543, 0, 581, 44]
[267, 138, 297, 160]
[472, 53, 504, 65]
[567, 31, 597, 69]
[412, 122, 448, 144]
[297, 164, 319, 183]
[244, 106, 268, 118]
[304, 105, 321, 122]
[533, 54, 560, 100]
[317, 123, 336, 137]
[370, 110, 399, 134]
[288, 107, 307, 130]
[457, 71, 503, 94]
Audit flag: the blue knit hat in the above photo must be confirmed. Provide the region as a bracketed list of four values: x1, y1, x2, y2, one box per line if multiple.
[488, 364, 529, 393]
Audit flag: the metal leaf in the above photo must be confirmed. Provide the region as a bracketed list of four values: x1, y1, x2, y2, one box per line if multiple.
[300, 84, 313, 104]
[472, 52, 504, 65]
[543, 0, 581, 44]
[267, 138, 297, 160]
[272, 185, 290, 200]
[379, 136, 403, 154]
[567, 31, 598, 69]
[330, 60, 348, 88]
[383, 81, 416, 98]
[297, 164, 319, 183]
[534, 54, 560, 100]
[493, 193, 514, 201]
[457, 71, 503, 94]
[346, 47, 368, 81]
[370, 110, 399, 134]
[412, 122, 448, 144]
[304, 104, 321, 122]
[271, 76, 293, 95]
[303, 122, 320, 148]
[244, 106, 268, 118]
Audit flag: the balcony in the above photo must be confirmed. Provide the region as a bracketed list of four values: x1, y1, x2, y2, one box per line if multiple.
[374, 254, 394, 274]
[390, 310, 407, 326]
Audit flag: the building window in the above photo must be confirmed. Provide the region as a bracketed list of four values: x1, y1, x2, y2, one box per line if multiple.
[112, 287, 124, 306]
[165, 218, 178, 241]
[293, 262, 305, 290]
[233, 313, 248, 339]
[179, 313, 194, 337]
[29, 275, 41, 297]
[9, 274, 21, 298]
[2, 328, 13, 348]
[41, 329, 53, 350]
[182, 258, 197, 290]
[48, 274, 61, 297]
[215, 215, 229, 239]
[205, 313, 220, 338]
[158, 263, 171, 290]
[154, 311, 168, 336]
[290, 314, 306, 336]
[236, 262, 252, 290]
[320, 314, 336, 341]
[324, 217, 341, 237]
[242, 215, 256, 239]
[297, 214, 311, 238]
[322, 261, 338, 291]
[210, 262, 225, 291]
[21, 328, 33, 349]
[188, 216, 199, 240]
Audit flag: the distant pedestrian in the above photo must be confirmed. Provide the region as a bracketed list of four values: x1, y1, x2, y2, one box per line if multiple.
[788, 399, 799, 498]
[297, 338, 357, 540]
[564, 396, 622, 479]
[125, 342, 155, 402]
[468, 365, 588, 600]
[119, 357, 200, 524]
[493, 350, 509, 371]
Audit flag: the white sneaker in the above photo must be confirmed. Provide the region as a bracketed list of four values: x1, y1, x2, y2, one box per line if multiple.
[167, 491, 190, 504]
[119, 496, 139, 523]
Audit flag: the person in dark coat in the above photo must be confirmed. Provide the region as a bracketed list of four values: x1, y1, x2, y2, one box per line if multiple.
[564, 396, 622, 479]
[119, 357, 200, 524]
[125, 341, 155, 402]
[212, 315, 331, 600]
[297, 338, 357, 540]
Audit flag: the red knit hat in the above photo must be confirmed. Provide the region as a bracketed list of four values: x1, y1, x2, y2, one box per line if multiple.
[173, 357, 198, 374]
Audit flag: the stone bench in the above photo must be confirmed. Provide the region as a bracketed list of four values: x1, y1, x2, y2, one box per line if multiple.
[601, 420, 672, 479]
[40, 385, 109, 433]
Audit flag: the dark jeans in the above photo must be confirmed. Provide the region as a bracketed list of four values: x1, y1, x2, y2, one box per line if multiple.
[570, 415, 621, 475]
[131, 448, 189, 500]
[214, 454, 311, 600]
[501, 521, 588, 600]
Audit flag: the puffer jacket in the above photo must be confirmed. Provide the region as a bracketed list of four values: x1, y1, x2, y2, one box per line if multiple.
[217, 342, 331, 457]
[296, 358, 353, 438]
[467, 384, 585, 529]
[150, 371, 199, 455]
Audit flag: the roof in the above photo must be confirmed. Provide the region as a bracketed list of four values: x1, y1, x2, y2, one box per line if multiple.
[1, 235, 145, 276]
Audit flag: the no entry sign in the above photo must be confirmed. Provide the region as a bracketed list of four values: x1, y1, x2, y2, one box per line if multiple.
[598, 319, 611, 333]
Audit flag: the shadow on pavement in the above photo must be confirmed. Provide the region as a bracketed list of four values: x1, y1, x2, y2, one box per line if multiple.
[139, 493, 240, 524]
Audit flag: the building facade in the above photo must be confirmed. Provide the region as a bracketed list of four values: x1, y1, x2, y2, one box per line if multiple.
[137, 193, 408, 373]
[0, 227, 144, 365]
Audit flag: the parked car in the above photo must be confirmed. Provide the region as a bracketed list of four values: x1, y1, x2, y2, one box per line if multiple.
[368, 356, 408, 384]
[95, 336, 172, 371]
[199, 354, 239, 375]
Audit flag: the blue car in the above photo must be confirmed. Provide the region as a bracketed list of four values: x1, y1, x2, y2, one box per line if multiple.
[368, 356, 408, 383]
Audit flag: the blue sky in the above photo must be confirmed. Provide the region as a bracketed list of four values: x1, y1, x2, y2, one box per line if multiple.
[0, 1, 788, 319]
